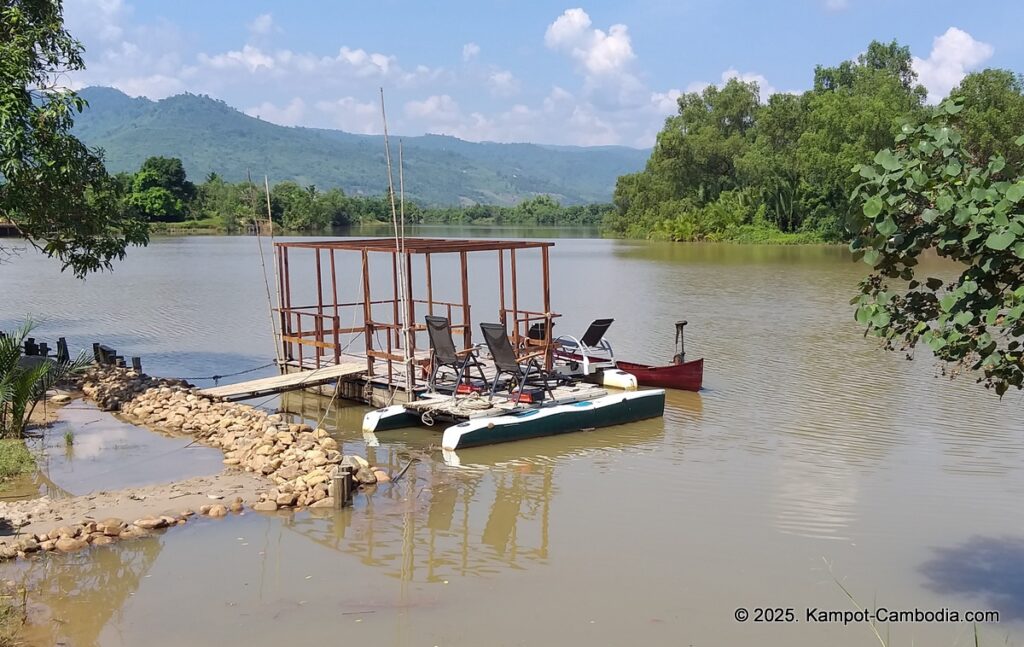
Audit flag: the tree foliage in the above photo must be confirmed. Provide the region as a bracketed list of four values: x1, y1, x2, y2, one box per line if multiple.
[0, 0, 147, 276]
[611, 40, 927, 242]
[850, 98, 1024, 395]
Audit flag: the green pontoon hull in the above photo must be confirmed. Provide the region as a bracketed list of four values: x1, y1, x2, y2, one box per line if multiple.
[440, 389, 666, 449]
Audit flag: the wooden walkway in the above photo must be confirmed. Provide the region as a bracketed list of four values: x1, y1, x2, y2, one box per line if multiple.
[200, 362, 366, 401]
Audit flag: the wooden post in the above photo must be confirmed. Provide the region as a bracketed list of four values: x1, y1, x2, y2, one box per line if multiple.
[391, 250, 400, 350]
[404, 250, 416, 390]
[57, 337, 69, 363]
[330, 249, 339, 357]
[92, 342, 101, 363]
[542, 245, 552, 370]
[282, 246, 292, 364]
[362, 250, 373, 377]
[510, 249, 519, 346]
[498, 249, 506, 327]
[425, 253, 434, 316]
[131, 356, 142, 372]
[460, 251, 471, 349]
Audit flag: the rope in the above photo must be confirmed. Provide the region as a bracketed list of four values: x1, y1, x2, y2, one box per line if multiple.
[173, 362, 278, 383]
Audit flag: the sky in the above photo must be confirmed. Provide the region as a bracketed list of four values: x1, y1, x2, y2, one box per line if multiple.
[61, 0, 1024, 148]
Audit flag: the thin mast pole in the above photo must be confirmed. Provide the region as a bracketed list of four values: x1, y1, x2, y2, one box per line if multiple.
[380, 88, 411, 393]
[250, 170, 283, 367]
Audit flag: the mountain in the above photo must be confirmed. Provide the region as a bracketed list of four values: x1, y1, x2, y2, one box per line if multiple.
[73, 87, 650, 206]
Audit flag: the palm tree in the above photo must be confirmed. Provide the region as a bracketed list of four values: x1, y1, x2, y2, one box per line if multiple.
[0, 322, 90, 438]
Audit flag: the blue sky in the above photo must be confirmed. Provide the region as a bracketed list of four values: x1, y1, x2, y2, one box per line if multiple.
[63, 0, 1024, 147]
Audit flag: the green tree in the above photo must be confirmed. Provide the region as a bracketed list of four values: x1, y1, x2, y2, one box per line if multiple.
[0, 0, 148, 275]
[126, 156, 195, 222]
[850, 98, 1024, 395]
[952, 69, 1024, 170]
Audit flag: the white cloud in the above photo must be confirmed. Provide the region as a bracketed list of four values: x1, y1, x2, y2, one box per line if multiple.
[913, 27, 994, 103]
[198, 45, 275, 73]
[314, 97, 381, 134]
[487, 70, 520, 96]
[545, 8, 635, 76]
[64, 0, 129, 43]
[247, 13, 274, 36]
[405, 95, 462, 122]
[651, 89, 681, 114]
[720, 68, 776, 99]
[462, 42, 480, 61]
[246, 97, 306, 126]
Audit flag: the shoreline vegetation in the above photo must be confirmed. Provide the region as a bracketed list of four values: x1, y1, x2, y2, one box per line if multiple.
[114, 42, 1024, 247]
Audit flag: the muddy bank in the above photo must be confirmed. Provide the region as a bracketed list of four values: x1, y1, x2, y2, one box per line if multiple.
[0, 364, 382, 561]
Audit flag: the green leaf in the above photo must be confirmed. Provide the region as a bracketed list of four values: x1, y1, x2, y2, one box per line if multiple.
[936, 194, 954, 212]
[1016, 134, 1024, 147]
[876, 217, 898, 237]
[953, 311, 974, 327]
[857, 165, 878, 179]
[939, 294, 958, 312]
[1014, 242, 1024, 259]
[944, 101, 964, 115]
[1006, 182, 1024, 203]
[863, 196, 883, 218]
[862, 249, 880, 266]
[944, 161, 962, 176]
[921, 209, 939, 224]
[986, 230, 1017, 251]
[871, 311, 891, 328]
[874, 149, 901, 171]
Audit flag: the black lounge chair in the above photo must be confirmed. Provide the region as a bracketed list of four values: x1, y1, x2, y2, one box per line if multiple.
[554, 318, 615, 375]
[479, 322, 567, 404]
[425, 316, 486, 392]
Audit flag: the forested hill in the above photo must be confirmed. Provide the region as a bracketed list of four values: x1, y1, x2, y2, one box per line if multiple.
[72, 87, 649, 206]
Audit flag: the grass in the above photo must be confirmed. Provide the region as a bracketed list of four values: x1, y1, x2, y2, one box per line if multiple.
[0, 586, 27, 647]
[63, 430, 74, 447]
[0, 440, 35, 483]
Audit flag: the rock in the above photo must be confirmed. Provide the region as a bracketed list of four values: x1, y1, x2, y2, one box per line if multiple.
[309, 497, 335, 509]
[133, 517, 168, 530]
[54, 537, 87, 552]
[97, 517, 126, 536]
[252, 501, 278, 512]
[39, 540, 55, 551]
[354, 467, 378, 485]
[90, 536, 115, 546]
[50, 394, 71, 404]
[341, 455, 370, 472]
[17, 538, 39, 553]
[228, 500, 244, 513]
[319, 437, 339, 451]
[275, 492, 297, 507]
[372, 469, 391, 483]
[199, 505, 212, 515]
[207, 504, 228, 517]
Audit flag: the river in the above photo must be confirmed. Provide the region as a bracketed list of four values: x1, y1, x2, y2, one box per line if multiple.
[2, 229, 1022, 646]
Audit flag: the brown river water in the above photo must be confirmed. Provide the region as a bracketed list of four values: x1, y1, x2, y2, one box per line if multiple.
[2, 227, 1023, 646]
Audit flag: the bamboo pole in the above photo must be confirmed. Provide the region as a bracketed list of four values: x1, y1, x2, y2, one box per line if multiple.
[249, 171, 283, 367]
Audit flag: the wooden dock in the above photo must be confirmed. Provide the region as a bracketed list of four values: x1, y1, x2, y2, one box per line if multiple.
[200, 362, 366, 401]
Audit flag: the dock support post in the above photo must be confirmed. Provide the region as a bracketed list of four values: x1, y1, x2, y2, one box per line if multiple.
[131, 356, 142, 372]
[57, 337, 69, 363]
[332, 466, 353, 508]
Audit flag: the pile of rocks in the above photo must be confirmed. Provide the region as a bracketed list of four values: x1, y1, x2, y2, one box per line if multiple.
[0, 497, 52, 530]
[77, 366, 190, 412]
[0, 506, 239, 560]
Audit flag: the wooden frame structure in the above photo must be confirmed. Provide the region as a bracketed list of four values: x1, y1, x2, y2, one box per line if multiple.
[274, 238, 558, 397]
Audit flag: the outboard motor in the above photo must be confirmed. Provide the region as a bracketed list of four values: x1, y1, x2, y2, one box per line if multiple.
[672, 320, 688, 365]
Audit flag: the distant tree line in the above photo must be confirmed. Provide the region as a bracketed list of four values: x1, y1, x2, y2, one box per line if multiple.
[111, 158, 612, 232]
[610, 40, 1024, 243]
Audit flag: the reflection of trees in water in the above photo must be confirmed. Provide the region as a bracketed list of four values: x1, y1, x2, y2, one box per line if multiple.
[920, 535, 1024, 621]
[18, 537, 163, 647]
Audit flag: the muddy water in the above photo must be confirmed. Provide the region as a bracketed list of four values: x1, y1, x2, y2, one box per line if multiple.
[3, 231, 1024, 646]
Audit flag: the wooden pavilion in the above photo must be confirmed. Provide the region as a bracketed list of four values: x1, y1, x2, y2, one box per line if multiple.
[273, 238, 559, 406]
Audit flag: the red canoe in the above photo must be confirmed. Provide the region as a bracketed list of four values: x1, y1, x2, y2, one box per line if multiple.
[616, 358, 704, 391]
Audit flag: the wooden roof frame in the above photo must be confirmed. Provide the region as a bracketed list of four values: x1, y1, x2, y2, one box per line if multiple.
[275, 238, 554, 254]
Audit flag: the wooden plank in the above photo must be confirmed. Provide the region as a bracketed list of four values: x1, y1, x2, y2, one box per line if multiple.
[200, 362, 366, 401]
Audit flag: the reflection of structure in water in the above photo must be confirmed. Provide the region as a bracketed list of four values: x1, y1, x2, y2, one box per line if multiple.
[274, 396, 667, 582]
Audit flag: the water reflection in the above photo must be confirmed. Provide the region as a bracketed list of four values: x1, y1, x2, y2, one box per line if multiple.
[920, 536, 1024, 621]
[15, 538, 163, 647]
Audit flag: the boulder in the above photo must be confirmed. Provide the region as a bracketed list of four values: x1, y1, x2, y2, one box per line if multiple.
[97, 518, 126, 536]
[133, 517, 168, 530]
[54, 537, 87, 552]
[373, 469, 392, 483]
[354, 467, 378, 485]
[207, 504, 228, 518]
[252, 501, 278, 512]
